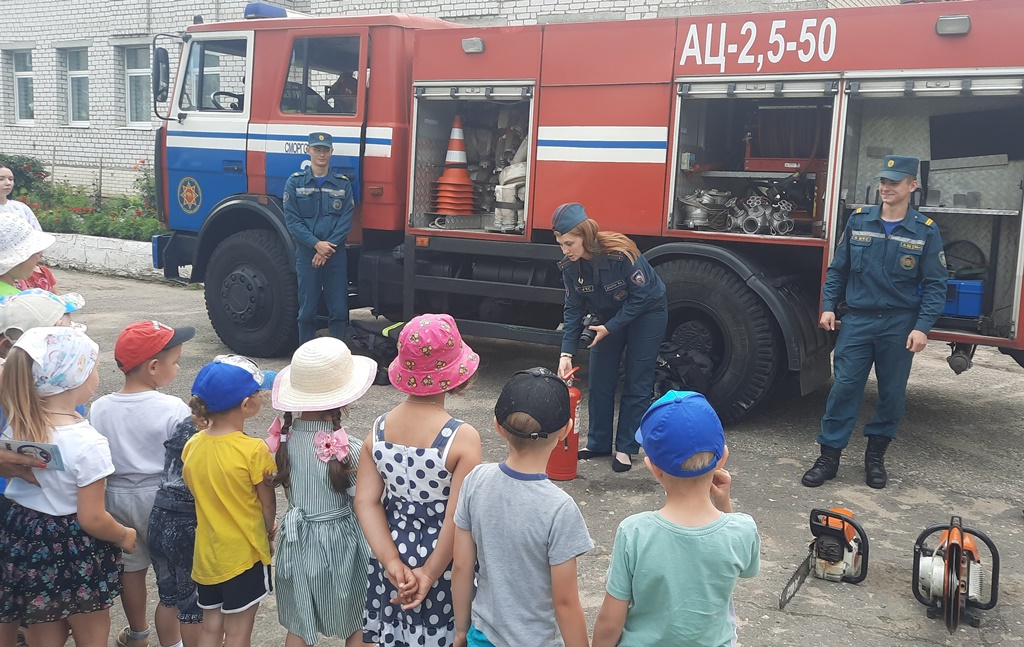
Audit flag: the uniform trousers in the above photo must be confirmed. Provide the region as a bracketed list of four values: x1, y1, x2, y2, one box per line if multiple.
[295, 245, 349, 343]
[586, 305, 668, 455]
[818, 310, 917, 449]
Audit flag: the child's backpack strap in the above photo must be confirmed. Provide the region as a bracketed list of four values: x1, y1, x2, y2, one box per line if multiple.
[432, 417, 464, 464]
[373, 414, 387, 443]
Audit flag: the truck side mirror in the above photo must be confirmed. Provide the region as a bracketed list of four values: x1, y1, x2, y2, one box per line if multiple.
[153, 47, 170, 103]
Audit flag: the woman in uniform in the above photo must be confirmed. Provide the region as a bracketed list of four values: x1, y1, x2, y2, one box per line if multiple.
[553, 203, 668, 472]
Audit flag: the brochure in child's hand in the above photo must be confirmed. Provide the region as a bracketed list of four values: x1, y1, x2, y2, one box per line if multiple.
[1, 439, 65, 471]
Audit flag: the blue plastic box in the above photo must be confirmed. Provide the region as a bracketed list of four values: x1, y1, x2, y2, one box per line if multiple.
[943, 279, 983, 318]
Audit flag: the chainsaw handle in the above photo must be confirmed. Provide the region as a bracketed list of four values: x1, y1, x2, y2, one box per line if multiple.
[912, 523, 949, 609]
[912, 519, 1000, 612]
[808, 508, 869, 584]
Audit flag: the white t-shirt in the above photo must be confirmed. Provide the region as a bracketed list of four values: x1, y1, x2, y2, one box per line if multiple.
[0, 199, 41, 230]
[2, 420, 115, 516]
[89, 390, 192, 488]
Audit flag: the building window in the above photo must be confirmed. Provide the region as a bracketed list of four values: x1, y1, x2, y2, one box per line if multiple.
[125, 47, 151, 126]
[13, 51, 34, 124]
[67, 49, 89, 125]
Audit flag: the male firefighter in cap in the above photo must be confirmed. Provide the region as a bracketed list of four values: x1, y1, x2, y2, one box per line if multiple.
[283, 132, 354, 343]
[803, 155, 947, 489]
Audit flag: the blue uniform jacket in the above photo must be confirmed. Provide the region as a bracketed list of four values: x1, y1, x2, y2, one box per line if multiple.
[282, 167, 354, 250]
[559, 251, 667, 354]
[822, 205, 947, 334]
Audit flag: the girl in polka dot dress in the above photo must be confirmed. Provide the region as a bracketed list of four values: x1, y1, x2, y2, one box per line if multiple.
[354, 314, 482, 647]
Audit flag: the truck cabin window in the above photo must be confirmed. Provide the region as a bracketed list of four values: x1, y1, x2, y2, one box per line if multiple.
[179, 39, 247, 112]
[280, 36, 361, 116]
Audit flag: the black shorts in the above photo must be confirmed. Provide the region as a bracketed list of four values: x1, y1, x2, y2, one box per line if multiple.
[196, 562, 271, 614]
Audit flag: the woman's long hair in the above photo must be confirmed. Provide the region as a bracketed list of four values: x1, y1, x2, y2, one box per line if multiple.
[274, 408, 357, 494]
[566, 218, 639, 264]
[0, 348, 53, 443]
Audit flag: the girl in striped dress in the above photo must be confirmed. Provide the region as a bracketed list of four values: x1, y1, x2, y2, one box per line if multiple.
[269, 338, 379, 647]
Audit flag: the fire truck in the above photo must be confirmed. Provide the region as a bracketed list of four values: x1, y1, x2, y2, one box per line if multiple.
[151, 0, 1024, 422]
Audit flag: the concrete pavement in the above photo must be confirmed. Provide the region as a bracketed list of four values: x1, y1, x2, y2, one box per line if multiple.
[55, 269, 1024, 646]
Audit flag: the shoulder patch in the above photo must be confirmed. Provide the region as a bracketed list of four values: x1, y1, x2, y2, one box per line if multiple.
[557, 257, 572, 270]
[607, 250, 626, 260]
[855, 207, 863, 214]
[925, 218, 934, 227]
[630, 268, 647, 286]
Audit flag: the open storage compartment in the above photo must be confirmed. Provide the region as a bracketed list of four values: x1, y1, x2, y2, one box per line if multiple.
[409, 83, 534, 234]
[839, 75, 1024, 338]
[670, 78, 838, 239]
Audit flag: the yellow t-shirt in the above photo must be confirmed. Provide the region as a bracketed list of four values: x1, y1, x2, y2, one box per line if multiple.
[182, 430, 277, 585]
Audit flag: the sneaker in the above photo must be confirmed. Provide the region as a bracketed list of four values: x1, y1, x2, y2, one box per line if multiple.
[116, 627, 150, 647]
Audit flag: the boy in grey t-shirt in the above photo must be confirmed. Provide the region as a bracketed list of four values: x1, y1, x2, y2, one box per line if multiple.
[452, 368, 593, 647]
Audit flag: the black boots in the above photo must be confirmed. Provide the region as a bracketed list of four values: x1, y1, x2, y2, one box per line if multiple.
[864, 436, 891, 489]
[801, 445, 842, 487]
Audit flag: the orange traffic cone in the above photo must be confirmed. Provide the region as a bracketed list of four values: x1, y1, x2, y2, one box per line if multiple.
[433, 115, 477, 215]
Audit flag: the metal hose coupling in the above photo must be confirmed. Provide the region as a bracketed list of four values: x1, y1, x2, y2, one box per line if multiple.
[741, 204, 771, 234]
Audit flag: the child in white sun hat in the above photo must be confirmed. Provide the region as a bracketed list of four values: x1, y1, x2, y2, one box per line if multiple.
[0, 214, 55, 297]
[269, 336, 378, 647]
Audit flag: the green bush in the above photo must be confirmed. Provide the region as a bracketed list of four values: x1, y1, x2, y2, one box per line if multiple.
[3, 153, 164, 242]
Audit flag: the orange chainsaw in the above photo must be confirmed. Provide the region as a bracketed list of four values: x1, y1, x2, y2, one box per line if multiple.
[913, 515, 1000, 634]
[779, 508, 868, 610]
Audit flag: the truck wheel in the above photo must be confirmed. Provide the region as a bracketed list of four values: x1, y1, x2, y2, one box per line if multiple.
[204, 229, 298, 357]
[656, 258, 780, 424]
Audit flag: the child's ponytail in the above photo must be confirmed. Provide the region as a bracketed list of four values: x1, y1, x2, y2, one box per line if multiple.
[327, 408, 357, 495]
[189, 395, 213, 431]
[0, 348, 52, 443]
[273, 412, 294, 488]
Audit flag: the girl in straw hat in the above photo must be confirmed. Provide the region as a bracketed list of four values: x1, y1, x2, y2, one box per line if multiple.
[354, 313, 482, 647]
[268, 337, 378, 647]
[0, 327, 138, 647]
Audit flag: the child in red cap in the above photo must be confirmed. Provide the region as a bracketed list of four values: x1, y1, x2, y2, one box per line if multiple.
[89, 320, 196, 647]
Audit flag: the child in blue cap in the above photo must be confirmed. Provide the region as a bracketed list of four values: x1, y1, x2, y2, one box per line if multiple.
[183, 355, 278, 647]
[592, 391, 760, 647]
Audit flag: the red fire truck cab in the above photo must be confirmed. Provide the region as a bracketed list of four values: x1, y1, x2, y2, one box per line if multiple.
[152, 0, 1024, 422]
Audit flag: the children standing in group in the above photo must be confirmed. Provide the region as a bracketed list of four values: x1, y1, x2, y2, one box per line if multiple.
[269, 337, 378, 647]
[354, 313, 482, 647]
[185, 355, 278, 647]
[452, 368, 594, 647]
[90, 320, 196, 647]
[592, 391, 761, 647]
[0, 327, 138, 647]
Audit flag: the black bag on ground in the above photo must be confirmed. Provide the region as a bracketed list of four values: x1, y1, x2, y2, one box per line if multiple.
[653, 342, 713, 397]
[345, 320, 403, 386]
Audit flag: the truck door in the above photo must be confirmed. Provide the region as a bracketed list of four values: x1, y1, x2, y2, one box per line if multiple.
[165, 32, 253, 232]
[259, 29, 369, 208]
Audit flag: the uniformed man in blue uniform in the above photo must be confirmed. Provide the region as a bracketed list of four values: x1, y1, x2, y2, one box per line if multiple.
[283, 132, 354, 343]
[554, 202, 668, 472]
[803, 155, 947, 489]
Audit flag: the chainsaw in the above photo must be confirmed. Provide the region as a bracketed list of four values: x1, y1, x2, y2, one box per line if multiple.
[913, 515, 1000, 633]
[779, 507, 868, 610]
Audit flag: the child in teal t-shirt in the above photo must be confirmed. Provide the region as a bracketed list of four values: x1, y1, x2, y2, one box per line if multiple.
[592, 391, 760, 647]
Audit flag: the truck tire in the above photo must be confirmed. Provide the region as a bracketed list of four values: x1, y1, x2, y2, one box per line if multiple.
[204, 229, 298, 357]
[656, 258, 780, 424]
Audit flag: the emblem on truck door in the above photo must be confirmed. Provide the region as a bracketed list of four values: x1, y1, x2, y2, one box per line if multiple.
[178, 177, 202, 214]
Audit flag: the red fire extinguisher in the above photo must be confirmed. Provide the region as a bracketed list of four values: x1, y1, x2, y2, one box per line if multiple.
[547, 367, 581, 481]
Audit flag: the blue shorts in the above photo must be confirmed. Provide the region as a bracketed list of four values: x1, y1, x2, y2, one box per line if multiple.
[467, 626, 495, 647]
[148, 506, 202, 623]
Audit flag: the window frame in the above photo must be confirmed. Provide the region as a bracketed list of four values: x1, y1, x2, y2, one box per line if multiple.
[275, 28, 369, 121]
[12, 50, 34, 125]
[124, 46, 152, 127]
[66, 48, 90, 126]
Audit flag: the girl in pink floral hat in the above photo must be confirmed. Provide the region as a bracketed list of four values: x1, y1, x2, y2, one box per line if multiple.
[353, 313, 482, 647]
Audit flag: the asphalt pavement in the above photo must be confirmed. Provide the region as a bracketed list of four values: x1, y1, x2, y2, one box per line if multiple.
[54, 269, 1024, 646]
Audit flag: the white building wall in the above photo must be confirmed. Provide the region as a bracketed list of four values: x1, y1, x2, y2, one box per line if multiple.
[0, 0, 895, 196]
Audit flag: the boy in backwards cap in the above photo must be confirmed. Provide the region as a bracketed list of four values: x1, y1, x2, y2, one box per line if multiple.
[592, 391, 760, 647]
[452, 368, 593, 647]
[89, 320, 196, 647]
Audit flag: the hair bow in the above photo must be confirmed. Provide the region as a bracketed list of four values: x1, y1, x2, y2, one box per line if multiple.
[313, 429, 350, 464]
[265, 417, 287, 453]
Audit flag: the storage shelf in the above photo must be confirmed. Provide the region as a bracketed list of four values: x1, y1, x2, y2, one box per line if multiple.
[665, 228, 827, 247]
[700, 170, 817, 180]
[847, 204, 1020, 217]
